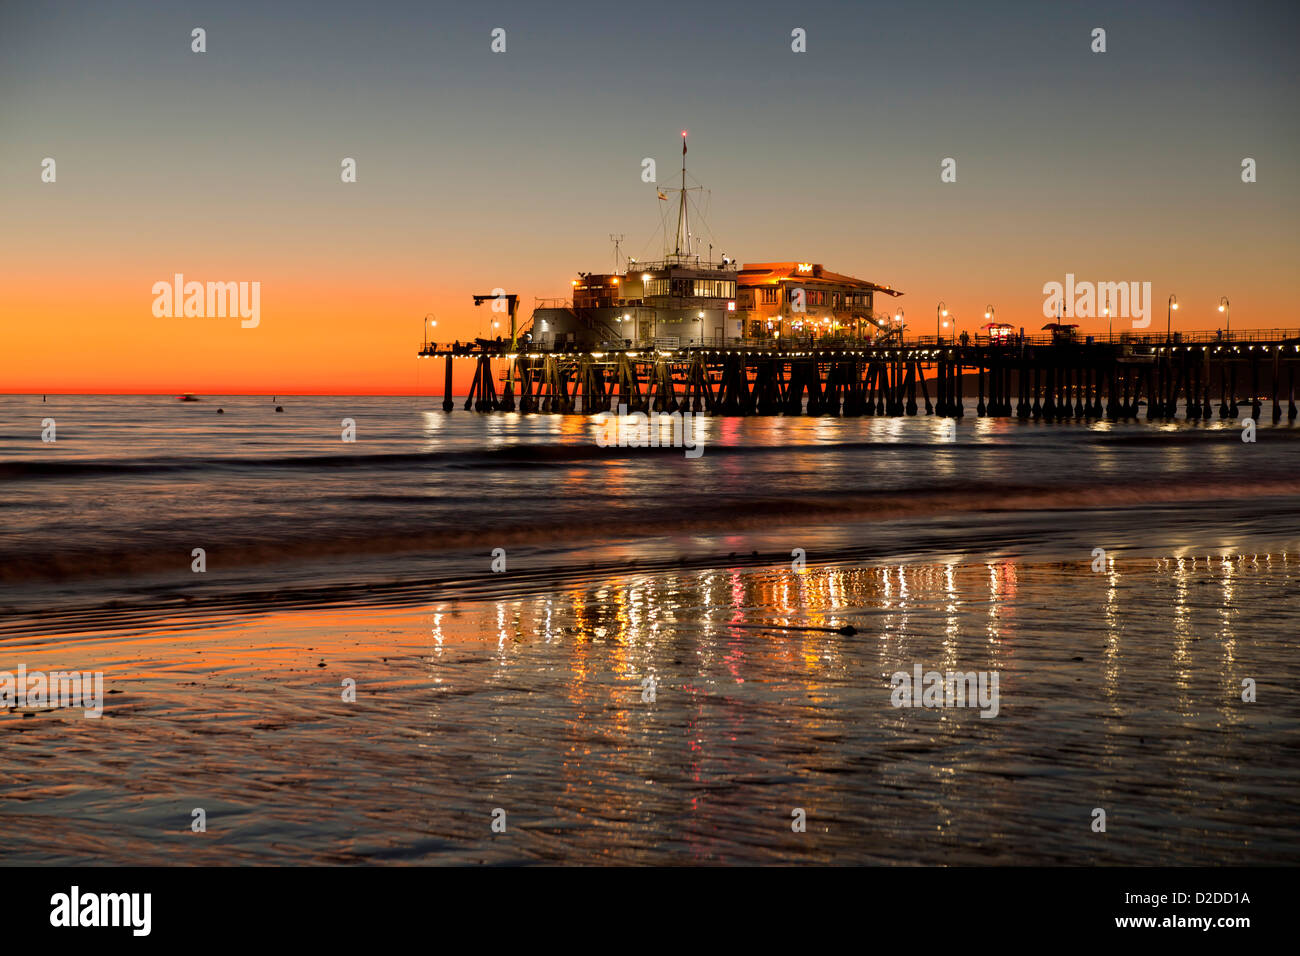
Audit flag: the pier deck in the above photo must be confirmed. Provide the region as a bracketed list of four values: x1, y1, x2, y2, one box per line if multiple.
[420, 330, 1300, 421]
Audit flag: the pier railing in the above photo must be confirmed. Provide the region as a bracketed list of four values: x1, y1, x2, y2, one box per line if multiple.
[957, 328, 1300, 348]
[422, 328, 1300, 359]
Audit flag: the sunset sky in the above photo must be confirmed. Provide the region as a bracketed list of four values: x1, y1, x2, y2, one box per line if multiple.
[2, 0, 1297, 394]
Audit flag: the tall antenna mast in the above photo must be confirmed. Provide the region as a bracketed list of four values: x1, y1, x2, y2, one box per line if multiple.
[609, 234, 624, 273]
[675, 130, 689, 256]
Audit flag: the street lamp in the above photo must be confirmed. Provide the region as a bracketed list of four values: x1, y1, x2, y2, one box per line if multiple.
[422, 312, 438, 350]
[937, 301, 948, 343]
[1218, 296, 1230, 338]
[697, 310, 705, 345]
[983, 305, 994, 343]
[1102, 296, 1111, 339]
[1167, 293, 1178, 342]
[895, 309, 905, 341]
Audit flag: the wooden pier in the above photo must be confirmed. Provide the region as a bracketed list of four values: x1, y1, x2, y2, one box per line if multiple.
[422, 331, 1300, 422]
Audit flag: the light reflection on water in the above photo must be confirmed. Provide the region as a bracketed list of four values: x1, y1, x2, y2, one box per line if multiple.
[5, 394, 1300, 625]
[2, 553, 1297, 865]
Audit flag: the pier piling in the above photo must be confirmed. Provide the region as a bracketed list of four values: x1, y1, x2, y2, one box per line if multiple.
[421, 333, 1300, 425]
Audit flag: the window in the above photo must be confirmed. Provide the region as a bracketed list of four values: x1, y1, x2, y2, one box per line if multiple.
[760, 287, 779, 306]
[690, 279, 737, 298]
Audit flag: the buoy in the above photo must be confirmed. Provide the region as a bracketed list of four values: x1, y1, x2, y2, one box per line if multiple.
[275, 405, 284, 412]
[217, 408, 224, 414]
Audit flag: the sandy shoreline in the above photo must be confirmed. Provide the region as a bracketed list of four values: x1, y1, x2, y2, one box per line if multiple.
[3, 555, 1297, 865]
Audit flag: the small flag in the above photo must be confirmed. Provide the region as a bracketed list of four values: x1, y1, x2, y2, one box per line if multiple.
[657, 190, 668, 200]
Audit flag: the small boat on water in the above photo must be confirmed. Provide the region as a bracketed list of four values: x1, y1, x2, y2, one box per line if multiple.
[176, 394, 200, 402]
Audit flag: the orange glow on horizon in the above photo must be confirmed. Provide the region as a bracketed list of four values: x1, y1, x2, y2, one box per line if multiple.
[1, 266, 1289, 394]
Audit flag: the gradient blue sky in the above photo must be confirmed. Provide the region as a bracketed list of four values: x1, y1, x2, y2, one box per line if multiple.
[2, 0, 1297, 390]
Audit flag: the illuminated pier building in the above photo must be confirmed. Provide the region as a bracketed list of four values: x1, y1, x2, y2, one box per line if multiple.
[528, 135, 899, 351]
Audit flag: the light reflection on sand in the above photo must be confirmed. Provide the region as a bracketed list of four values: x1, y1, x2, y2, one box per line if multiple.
[1, 554, 1297, 865]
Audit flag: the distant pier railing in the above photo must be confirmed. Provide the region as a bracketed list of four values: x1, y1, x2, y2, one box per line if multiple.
[418, 331, 1300, 422]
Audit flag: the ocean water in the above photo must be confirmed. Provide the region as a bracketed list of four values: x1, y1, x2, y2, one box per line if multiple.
[2, 394, 1299, 628]
[2, 394, 1298, 865]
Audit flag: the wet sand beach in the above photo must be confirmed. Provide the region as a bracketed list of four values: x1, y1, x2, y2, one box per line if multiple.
[3, 555, 1297, 865]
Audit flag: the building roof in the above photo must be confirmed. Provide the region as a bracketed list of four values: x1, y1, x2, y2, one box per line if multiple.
[737, 262, 902, 296]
